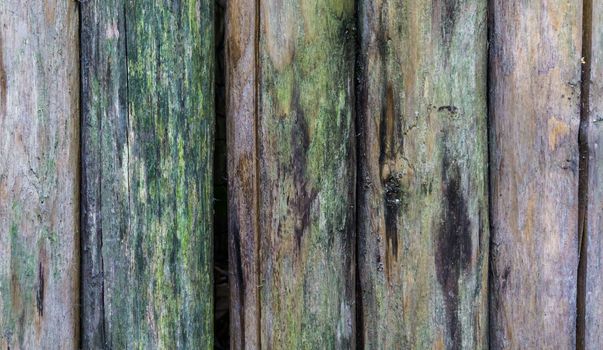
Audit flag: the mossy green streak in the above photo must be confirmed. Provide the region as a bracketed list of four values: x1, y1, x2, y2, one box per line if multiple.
[258, 0, 356, 348]
[81, 1, 214, 348]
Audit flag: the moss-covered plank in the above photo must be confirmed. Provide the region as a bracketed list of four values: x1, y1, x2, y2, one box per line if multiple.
[356, 0, 489, 348]
[259, 0, 357, 346]
[0, 1, 79, 348]
[489, 1, 582, 348]
[583, 0, 603, 348]
[227, 0, 357, 347]
[81, 1, 214, 348]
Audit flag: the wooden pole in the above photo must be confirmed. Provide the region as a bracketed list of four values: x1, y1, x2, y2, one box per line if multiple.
[0, 1, 79, 348]
[357, 0, 489, 348]
[489, 1, 583, 348]
[81, 1, 214, 348]
[227, 0, 357, 347]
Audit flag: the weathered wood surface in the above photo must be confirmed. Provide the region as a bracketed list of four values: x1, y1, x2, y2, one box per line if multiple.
[357, 0, 489, 348]
[227, 0, 357, 347]
[81, 1, 214, 348]
[0, 1, 79, 349]
[583, 0, 603, 348]
[259, 0, 356, 346]
[226, 0, 260, 347]
[80, 2, 126, 347]
[489, 1, 582, 348]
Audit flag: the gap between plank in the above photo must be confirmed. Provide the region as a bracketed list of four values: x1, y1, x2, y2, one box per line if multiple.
[577, 0, 593, 347]
[353, 0, 364, 347]
[486, 0, 495, 344]
[254, 0, 262, 347]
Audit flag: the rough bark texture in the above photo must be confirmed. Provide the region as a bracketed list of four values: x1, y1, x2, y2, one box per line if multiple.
[228, 0, 357, 347]
[357, 0, 489, 349]
[489, 1, 582, 349]
[584, 0, 603, 348]
[81, 1, 214, 348]
[0, 1, 80, 349]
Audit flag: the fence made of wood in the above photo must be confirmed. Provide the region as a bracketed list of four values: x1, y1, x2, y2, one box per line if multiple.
[0, 0, 600, 349]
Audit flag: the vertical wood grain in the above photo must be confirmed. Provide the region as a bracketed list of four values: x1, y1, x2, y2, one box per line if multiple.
[226, 0, 261, 347]
[489, 1, 583, 348]
[80, 1, 127, 348]
[583, 0, 603, 347]
[81, 1, 214, 348]
[0, 1, 79, 348]
[259, 0, 356, 346]
[227, 0, 357, 347]
[357, 0, 489, 348]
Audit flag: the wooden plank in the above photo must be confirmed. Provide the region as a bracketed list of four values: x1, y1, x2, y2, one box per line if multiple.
[258, 1, 356, 346]
[226, 0, 260, 347]
[0, 1, 79, 348]
[489, 1, 582, 348]
[80, 1, 127, 348]
[227, 0, 357, 347]
[81, 1, 214, 348]
[583, 0, 603, 347]
[357, 0, 489, 348]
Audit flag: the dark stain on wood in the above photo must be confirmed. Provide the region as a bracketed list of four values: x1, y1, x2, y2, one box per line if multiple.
[433, 0, 460, 52]
[290, 87, 316, 252]
[436, 149, 472, 349]
[438, 105, 459, 114]
[230, 208, 246, 346]
[501, 266, 511, 291]
[36, 262, 44, 316]
[380, 84, 397, 165]
[384, 175, 401, 262]
[380, 84, 402, 276]
[231, 206, 245, 307]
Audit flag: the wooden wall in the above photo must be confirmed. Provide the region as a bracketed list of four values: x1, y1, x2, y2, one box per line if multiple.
[0, 0, 600, 348]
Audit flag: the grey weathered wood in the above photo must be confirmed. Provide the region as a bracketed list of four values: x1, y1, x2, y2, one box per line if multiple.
[583, 0, 603, 348]
[0, 1, 79, 348]
[489, 1, 583, 348]
[226, 0, 260, 347]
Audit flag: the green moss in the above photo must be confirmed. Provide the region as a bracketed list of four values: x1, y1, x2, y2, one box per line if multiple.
[260, 0, 355, 346]
[117, 0, 214, 347]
